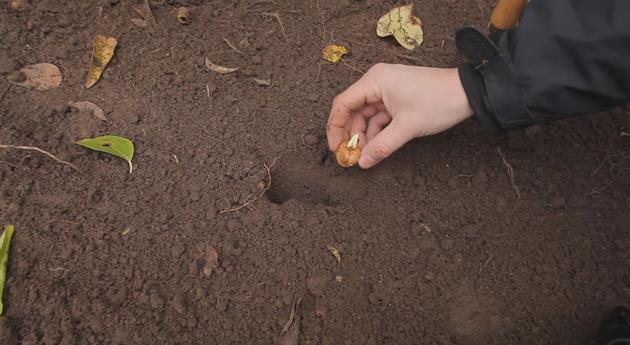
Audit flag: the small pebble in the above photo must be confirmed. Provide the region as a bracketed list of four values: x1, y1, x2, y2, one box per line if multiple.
[335, 275, 343, 283]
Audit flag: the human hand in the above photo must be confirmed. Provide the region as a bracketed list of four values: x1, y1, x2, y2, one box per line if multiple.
[326, 64, 474, 169]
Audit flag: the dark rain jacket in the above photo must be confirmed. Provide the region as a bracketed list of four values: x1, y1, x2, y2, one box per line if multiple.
[456, 0, 630, 133]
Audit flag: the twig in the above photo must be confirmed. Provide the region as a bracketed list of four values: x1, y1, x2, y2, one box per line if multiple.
[0, 144, 79, 171]
[292, 12, 374, 47]
[222, 37, 246, 55]
[341, 59, 365, 74]
[220, 157, 278, 213]
[314, 62, 322, 83]
[496, 146, 520, 199]
[396, 53, 426, 65]
[621, 131, 630, 137]
[0, 85, 12, 104]
[45, 219, 80, 225]
[260, 12, 287, 40]
[583, 184, 610, 197]
[590, 157, 607, 177]
[0, 160, 17, 168]
[478, 255, 494, 275]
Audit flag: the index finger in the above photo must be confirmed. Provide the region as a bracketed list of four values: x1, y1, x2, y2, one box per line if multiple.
[326, 75, 381, 151]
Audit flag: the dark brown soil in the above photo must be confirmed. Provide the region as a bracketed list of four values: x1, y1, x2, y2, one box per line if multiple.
[1, 1, 629, 344]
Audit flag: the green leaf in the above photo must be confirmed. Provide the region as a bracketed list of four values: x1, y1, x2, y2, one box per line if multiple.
[77, 135, 135, 173]
[0, 224, 15, 316]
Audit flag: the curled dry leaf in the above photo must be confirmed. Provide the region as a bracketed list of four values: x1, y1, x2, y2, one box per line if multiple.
[130, 18, 149, 28]
[253, 78, 271, 86]
[11, 0, 27, 11]
[376, 4, 424, 50]
[205, 57, 238, 74]
[335, 133, 361, 167]
[68, 101, 107, 121]
[7, 63, 62, 90]
[326, 245, 341, 263]
[86, 35, 117, 89]
[131, 0, 156, 27]
[175, 7, 191, 25]
[322, 44, 348, 63]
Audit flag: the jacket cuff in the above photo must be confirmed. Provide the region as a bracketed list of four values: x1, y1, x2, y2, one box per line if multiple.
[458, 63, 504, 134]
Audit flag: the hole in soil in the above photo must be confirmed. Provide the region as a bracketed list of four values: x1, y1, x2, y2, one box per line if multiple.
[266, 155, 336, 206]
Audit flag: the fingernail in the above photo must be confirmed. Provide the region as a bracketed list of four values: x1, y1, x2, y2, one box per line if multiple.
[359, 153, 374, 168]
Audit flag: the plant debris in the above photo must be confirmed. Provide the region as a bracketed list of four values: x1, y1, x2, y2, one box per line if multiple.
[85, 35, 118, 89]
[131, 0, 157, 27]
[253, 78, 271, 86]
[76, 135, 135, 173]
[376, 4, 424, 50]
[281, 297, 301, 335]
[322, 44, 348, 63]
[326, 245, 341, 263]
[7, 63, 62, 90]
[130, 18, 149, 28]
[205, 58, 238, 74]
[10, 0, 26, 11]
[201, 245, 219, 277]
[0, 224, 15, 315]
[335, 133, 361, 167]
[0, 144, 79, 171]
[68, 101, 107, 121]
[175, 7, 191, 24]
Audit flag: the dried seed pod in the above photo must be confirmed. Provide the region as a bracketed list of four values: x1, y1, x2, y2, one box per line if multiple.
[335, 133, 361, 168]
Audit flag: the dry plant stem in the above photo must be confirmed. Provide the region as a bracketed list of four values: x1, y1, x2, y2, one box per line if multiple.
[260, 12, 287, 40]
[396, 53, 427, 64]
[341, 59, 365, 74]
[496, 146, 520, 199]
[220, 157, 278, 214]
[0, 144, 79, 171]
[222, 37, 246, 55]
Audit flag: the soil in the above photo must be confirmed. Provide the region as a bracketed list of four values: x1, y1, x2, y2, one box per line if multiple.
[1, 0, 629, 344]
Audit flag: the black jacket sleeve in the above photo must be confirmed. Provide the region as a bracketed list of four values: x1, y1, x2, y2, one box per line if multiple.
[457, 0, 630, 133]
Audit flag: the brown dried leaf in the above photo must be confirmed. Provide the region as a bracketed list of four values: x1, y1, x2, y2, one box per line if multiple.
[201, 245, 219, 277]
[326, 245, 341, 263]
[130, 18, 149, 28]
[131, 0, 156, 27]
[8, 63, 61, 90]
[205, 57, 238, 74]
[68, 101, 107, 121]
[85, 35, 117, 89]
[175, 7, 191, 25]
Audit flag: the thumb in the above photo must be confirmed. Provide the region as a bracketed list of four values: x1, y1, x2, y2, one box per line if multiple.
[359, 120, 412, 169]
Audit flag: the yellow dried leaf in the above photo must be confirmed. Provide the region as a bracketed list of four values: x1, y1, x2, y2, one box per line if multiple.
[327, 245, 341, 263]
[376, 4, 424, 50]
[322, 44, 348, 63]
[85, 35, 117, 89]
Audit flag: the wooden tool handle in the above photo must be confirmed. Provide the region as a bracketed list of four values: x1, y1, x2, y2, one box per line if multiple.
[490, 0, 528, 30]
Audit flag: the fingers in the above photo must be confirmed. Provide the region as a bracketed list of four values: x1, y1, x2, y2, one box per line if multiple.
[359, 119, 412, 169]
[365, 112, 391, 141]
[349, 113, 368, 149]
[326, 75, 381, 151]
